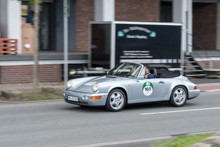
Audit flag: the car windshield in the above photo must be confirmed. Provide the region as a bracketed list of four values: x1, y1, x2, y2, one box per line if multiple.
[107, 63, 142, 78]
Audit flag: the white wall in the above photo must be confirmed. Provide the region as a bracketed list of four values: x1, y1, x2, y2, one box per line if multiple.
[0, 0, 21, 54]
[173, 0, 192, 53]
[95, 0, 114, 21]
[8, 0, 22, 54]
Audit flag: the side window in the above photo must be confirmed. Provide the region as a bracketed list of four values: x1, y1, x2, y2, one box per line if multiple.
[139, 67, 146, 77]
[131, 66, 142, 78]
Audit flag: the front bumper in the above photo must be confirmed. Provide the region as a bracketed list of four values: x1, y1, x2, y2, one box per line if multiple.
[63, 90, 108, 106]
[188, 89, 200, 99]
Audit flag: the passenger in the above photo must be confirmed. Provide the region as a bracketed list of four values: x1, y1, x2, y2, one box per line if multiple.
[145, 65, 154, 79]
[129, 66, 136, 73]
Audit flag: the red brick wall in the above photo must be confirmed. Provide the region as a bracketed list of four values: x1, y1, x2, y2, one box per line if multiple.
[115, 0, 159, 22]
[197, 61, 209, 69]
[197, 60, 220, 69]
[193, 3, 216, 50]
[213, 60, 220, 69]
[75, 0, 159, 51]
[75, 0, 94, 51]
[0, 64, 62, 84]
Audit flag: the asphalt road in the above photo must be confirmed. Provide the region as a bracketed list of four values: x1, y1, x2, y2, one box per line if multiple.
[1, 92, 220, 147]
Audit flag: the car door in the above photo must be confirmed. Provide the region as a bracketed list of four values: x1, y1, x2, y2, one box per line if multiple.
[132, 66, 166, 101]
[159, 78, 173, 97]
[132, 78, 165, 100]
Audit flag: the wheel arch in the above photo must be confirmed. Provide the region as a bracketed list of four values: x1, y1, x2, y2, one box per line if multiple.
[170, 85, 189, 99]
[108, 87, 128, 104]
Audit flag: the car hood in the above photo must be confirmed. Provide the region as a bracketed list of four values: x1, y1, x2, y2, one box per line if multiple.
[67, 76, 99, 90]
[89, 75, 129, 83]
[68, 75, 129, 93]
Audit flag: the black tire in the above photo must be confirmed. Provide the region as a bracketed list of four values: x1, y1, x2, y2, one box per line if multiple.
[105, 89, 126, 112]
[169, 86, 187, 107]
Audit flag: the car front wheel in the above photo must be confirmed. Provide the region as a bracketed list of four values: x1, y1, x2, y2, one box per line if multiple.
[106, 89, 126, 112]
[169, 86, 187, 107]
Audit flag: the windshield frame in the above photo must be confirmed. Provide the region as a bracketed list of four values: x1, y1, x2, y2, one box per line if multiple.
[107, 63, 143, 79]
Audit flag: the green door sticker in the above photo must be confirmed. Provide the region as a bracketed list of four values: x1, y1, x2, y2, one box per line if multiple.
[142, 82, 154, 96]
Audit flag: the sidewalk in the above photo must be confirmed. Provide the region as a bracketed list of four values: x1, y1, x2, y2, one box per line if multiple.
[0, 82, 65, 94]
[190, 78, 220, 84]
[190, 78, 220, 91]
[197, 83, 220, 92]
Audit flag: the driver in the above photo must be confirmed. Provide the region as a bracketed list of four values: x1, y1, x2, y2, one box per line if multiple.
[145, 65, 154, 79]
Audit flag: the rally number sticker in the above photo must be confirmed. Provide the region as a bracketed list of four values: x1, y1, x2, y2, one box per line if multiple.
[142, 82, 154, 96]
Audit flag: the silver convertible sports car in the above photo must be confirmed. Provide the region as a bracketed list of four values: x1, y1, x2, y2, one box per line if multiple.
[63, 62, 200, 111]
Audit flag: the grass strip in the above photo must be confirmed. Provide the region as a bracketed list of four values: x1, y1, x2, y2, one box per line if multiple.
[151, 132, 215, 147]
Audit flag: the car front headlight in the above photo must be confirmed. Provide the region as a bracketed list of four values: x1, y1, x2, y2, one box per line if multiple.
[92, 84, 99, 92]
[67, 80, 72, 88]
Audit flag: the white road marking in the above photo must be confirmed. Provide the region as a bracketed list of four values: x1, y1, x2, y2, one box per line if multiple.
[140, 107, 220, 115]
[69, 136, 172, 147]
[202, 89, 220, 92]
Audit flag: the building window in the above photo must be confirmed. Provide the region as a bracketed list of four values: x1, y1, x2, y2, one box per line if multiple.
[160, 1, 172, 22]
[21, 0, 76, 52]
[22, 1, 55, 51]
[55, 0, 76, 52]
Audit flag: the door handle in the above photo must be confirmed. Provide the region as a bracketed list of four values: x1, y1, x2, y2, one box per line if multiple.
[159, 81, 164, 84]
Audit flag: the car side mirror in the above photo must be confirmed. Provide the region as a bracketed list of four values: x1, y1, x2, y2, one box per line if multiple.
[136, 76, 144, 80]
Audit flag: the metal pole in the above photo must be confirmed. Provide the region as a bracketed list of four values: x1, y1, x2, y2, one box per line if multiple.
[64, 0, 68, 88]
[33, 0, 39, 93]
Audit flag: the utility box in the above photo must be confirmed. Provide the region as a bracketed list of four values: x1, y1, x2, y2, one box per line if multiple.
[89, 21, 182, 70]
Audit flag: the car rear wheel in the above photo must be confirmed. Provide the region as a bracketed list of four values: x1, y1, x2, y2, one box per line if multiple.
[106, 89, 126, 112]
[169, 86, 187, 107]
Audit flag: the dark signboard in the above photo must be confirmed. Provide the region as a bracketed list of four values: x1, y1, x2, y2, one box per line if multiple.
[91, 24, 111, 69]
[115, 24, 181, 68]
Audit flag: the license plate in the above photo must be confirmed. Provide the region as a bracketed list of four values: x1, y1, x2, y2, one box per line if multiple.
[67, 96, 78, 102]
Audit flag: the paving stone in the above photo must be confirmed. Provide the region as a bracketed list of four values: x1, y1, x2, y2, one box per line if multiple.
[1, 89, 22, 100]
[214, 132, 220, 136]
[190, 143, 212, 147]
[202, 136, 220, 146]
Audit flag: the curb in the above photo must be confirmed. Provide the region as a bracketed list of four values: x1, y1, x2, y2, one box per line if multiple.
[190, 132, 220, 147]
[201, 89, 220, 92]
[0, 99, 64, 109]
[68, 131, 218, 147]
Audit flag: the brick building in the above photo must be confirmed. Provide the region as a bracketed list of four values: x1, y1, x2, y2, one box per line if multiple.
[0, 0, 220, 84]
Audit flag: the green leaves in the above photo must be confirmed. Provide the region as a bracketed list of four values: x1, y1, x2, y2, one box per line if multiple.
[29, 0, 42, 5]
[17, 0, 42, 5]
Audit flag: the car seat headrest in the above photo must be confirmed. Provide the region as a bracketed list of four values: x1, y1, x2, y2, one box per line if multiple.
[150, 68, 157, 77]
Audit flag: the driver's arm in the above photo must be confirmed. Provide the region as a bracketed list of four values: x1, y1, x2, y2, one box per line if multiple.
[147, 74, 155, 79]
